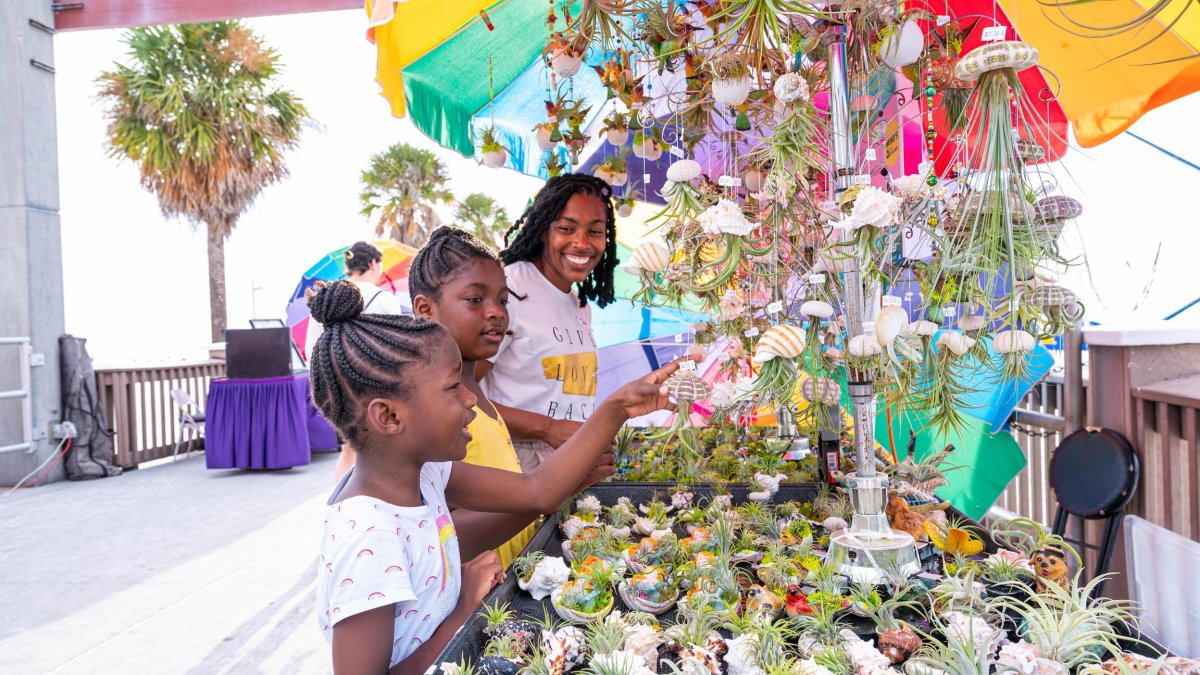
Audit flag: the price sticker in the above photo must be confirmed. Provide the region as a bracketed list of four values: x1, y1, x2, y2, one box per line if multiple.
[643, 173, 652, 185]
[883, 295, 902, 307]
[668, 145, 685, 158]
[851, 174, 871, 185]
[674, 333, 683, 343]
[717, 175, 743, 187]
[943, 307, 958, 317]
[716, 351, 730, 362]
[981, 26, 1008, 41]
[862, 321, 876, 334]
[864, 148, 877, 161]
[679, 359, 696, 372]
[744, 327, 760, 338]
[936, 15, 951, 25]
[809, 274, 826, 284]
[767, 300, 784, 314]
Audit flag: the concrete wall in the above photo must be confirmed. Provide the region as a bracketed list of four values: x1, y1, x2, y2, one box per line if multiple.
[0, 0, 67, 485]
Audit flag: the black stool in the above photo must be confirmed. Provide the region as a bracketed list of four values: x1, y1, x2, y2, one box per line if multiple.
[1049, 427, 1139, 598]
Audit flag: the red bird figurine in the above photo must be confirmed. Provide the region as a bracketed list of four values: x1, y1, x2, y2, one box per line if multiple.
[785, 584, 814, 618]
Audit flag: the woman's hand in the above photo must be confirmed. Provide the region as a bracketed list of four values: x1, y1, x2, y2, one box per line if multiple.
[541, 418, 584, 449]
[608, 355, 702, 419]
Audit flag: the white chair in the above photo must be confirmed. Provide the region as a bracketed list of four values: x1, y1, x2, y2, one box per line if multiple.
[171, 388, 206, 461]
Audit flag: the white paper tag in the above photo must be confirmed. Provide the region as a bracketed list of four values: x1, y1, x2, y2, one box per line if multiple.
[716, 351, 729, 362]
[668, 145, 685, 158]
[862, 321, 876, 334]
[717, 175, 743, 187]
[809, 274, 826, 284]
[766, 300, 784, 315]
[674, 333, 683, 343]
[936, 15, 951, 26]
[981, 26, 1008, 41]
[851, 174, 871, 185]
[864, 149, 877, 161]
[943, 307, 957, 317]
[883, 295, 902, 307]
[643, 173, 652, 184]
[679, 360, 696, 372]
[744, 327, 760, 338]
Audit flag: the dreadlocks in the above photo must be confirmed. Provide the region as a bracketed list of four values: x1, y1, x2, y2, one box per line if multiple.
[306, 279, 447, 447]
[409, 226, 502, 300]
[500, 173, 619, 308]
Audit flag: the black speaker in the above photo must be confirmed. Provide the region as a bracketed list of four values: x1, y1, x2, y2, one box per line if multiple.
[226, 328, 292, 379]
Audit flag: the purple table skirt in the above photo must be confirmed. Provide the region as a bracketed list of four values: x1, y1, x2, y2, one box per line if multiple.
[206, 374, 316, 469]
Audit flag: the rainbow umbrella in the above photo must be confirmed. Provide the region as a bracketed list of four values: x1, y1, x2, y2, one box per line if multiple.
[285, 239, 419, 358]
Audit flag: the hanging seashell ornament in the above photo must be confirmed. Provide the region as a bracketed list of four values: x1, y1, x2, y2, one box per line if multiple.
[800, 377, 841, 406]
[993, 329, 1037, 354]
[800, 300, 834, 319]
[753, 324, 806, 364]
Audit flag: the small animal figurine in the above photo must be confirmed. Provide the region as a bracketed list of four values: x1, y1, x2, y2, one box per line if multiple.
[877, 626, 923, 665]
[784, 584, 814, 618]
[1030, 547, 1071, 593]
[744, 584, 783, 620]
[886, 497, 928, 541]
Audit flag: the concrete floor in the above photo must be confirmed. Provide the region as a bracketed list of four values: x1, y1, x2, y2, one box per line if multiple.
[0, 451, 339, 674]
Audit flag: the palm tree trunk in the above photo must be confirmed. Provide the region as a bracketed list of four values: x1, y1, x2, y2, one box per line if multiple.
[207, 220, 228, 343]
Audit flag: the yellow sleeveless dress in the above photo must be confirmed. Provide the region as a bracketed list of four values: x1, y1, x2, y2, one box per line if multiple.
[463, 405, 538, 568]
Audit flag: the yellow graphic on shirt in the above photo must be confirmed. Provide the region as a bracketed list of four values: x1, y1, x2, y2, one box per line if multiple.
[541, 352, 598, 397]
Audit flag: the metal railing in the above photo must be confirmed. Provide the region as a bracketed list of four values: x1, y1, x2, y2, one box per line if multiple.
[95, 361, 225, 468]
[0, 338, 35, 455]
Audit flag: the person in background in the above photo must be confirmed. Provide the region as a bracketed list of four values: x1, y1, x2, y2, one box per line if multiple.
[479, 174, 620, 472]
[305, 241, 403, 479]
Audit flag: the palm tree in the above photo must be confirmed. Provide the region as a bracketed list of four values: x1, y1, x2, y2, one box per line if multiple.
[454, 193, 512, 250]
[97, 22, 309, 342]
[359, 143, 454, 246]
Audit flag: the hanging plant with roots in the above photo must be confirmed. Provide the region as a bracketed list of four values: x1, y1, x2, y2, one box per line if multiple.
[643, 370, 713, 459]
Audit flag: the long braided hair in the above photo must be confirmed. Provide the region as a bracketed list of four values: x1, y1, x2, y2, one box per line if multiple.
[306, 279, 447, 447]
[409, 226, 502, 300]
[500, 174, 619, 308]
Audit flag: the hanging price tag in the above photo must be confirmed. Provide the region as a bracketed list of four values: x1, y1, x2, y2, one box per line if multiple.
[674, 333, 683, 343]
[862, 321, 876, 334]
[643, 173, 652, 185]
[717, 175, 743, 187]
[716, 351, 729, 362]
[679, 360, 696, 372]
[809, 274, 826, 284]
[943, 307, 958, 317]
[668, 145, 685, 158]
[864, 149, 877, 161]
[936, 15, 951, 25]
[883, 296, 902, 307]
[851, 174, 871, 185]
[744, 327, 760, 338]
[981, 26, 1008, 41]
[767, 300, 784, 315]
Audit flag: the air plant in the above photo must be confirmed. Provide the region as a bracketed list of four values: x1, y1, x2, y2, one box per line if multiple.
[642, 370, 712, 459]
[513, 551, 548, 586]
[703, 0, 821, 78]
[910, 610, 1002, 674]
[991, 517, 1082, 568]
[884, 444, 962, 494]
[739, 324, 806, 408]
[790, 598, 849, 648]
[482, 600, 516, 636]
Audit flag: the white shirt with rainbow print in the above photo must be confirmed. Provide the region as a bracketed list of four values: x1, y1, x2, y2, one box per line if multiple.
[316, 462, 461, 667]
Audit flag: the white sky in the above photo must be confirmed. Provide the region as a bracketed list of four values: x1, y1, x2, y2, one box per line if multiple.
[51, 9, 1200, 366]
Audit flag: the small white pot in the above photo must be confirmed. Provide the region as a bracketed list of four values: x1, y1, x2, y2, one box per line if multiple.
[609, 171, 628, 187]
[631, 140, 662, 161]
[712, 76, 752, 106]
[742, 169, 764, 193]
[535, 125, 557, 150]
[878, 19, 924, 69]
[606, 127, 630, 146]
[551, 50, 583, 78]
[617, 203, 634, 218]
[481, 148, 507, 169]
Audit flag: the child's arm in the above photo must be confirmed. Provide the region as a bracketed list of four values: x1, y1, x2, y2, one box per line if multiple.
[331, 553, 504, 675]
[447, 359, 689, 514]
[450, 509, 538, 560]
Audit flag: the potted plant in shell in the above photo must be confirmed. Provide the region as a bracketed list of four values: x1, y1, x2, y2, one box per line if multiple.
[601, 110, 630, 146]
[477, 125, 508, 168]
[710, 53, 752, 106]
[594, 152, 629, 187]
[544, 31, 585, 78]
[551, 561, 618, 624]
[630, 127, 663, 161]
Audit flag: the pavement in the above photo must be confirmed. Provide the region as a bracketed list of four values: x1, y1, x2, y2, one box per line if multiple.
[0, 451, 339, 674]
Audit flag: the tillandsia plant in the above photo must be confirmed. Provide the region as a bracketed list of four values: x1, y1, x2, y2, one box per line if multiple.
[739, 323, 806, 408]
[991, 517, 1081, 568]
[703, 0, 822, 77]
[641, 370, 712, 459]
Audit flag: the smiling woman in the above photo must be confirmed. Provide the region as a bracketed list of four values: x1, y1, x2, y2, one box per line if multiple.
[480, 174, 621, 472]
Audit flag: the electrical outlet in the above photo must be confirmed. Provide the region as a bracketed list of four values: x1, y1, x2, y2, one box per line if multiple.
[51, 422, 77, 439]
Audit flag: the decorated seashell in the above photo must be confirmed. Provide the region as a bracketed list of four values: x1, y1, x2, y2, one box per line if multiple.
[618, 567, 678, 614]
[542, 626, 588, 672]
[550, 48, 583, 78]
[752, 324, 806, 363]
[666, 158, 702, 183]
[848, 334, 883, 357]
[712, 76, 752, 106]
[954, 41, 1039, 81]
[878, 627, 923, 665]
[1029, 285, 1078, 308]
[823, 516, 849, 532]
[1035, 195, 1083, 222]
[518, 556, 571, 601]
[606, 127, 630, 146]
[800, 377, 841, 405]
[875, 306, 909, 347]
[957, 314, 987, 332]
[666, 371, 712, 403]
[800, 300, 834, 319]
[993, 329, 1037, 354]
[748, 472, 787, 502]
[905, 320, 939, 337]
[631, 241, 670, 274]
[1017, 139, 1046, 163]
[552, 583, 615, 624]
[937, 331, 976, 356]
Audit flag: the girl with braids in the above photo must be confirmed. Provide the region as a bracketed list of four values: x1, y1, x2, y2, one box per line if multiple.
[308, 279, 684, 674]
[479, 174, 621, 472]
[304, 241, 404, 480]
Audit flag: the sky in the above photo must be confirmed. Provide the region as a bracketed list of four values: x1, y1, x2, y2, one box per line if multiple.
[51, 9, 1200, 367]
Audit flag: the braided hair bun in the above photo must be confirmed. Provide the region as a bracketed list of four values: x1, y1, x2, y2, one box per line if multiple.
[306, 280, 364, 327]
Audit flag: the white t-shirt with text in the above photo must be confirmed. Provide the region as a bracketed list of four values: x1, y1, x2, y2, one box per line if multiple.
[316, 462, 461, 667]
[483, 261, 598, 424]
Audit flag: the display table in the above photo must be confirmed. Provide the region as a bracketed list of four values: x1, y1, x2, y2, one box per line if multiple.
[206, 374, 319, 470]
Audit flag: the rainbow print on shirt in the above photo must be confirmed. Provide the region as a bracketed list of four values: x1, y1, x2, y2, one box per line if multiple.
[435, 513, 455, 592]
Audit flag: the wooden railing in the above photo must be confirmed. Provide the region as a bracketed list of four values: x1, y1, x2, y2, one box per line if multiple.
[994, 374, 1073, 527]
[95, 361, 226, 469]
[1130, 374, 1200, 542]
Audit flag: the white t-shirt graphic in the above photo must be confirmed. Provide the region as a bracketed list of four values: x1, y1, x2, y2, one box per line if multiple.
[316, 462, 461, 667]
[483, 261, 598, 424]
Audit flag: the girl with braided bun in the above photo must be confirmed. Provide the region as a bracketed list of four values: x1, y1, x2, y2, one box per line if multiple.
[479, 174, 621, 471]
[307, 279, 683, 675]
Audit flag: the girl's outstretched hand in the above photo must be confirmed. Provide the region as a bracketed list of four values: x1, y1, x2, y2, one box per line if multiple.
[609, 354, 703, 420]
